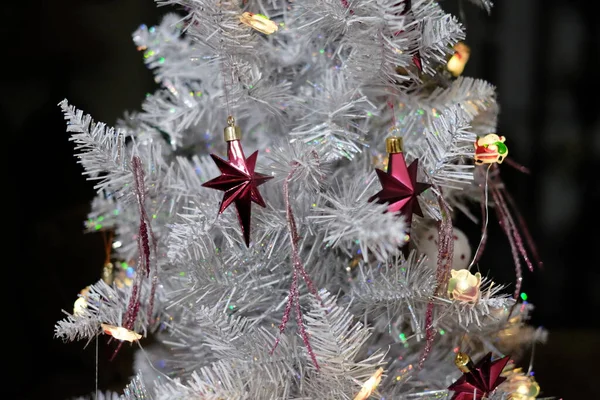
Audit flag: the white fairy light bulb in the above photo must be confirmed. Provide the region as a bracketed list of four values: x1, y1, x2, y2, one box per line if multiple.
[354, 367, 384, 400]
[447, 269, 482, 303]
[101, 323, 142, 342]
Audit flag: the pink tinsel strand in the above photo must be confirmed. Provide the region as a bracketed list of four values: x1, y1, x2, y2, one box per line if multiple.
[493, 185, 533, 273]
[490, 166, 535, 273]
[502, 186, 543, 269]
[139, 219, 151, 276]
[110, 342, 124, 361]
[123, 280, 141, 332]
[420, 302, 436, 369]
[504, 157, 531, 174]
[491, 185, 524, 299]
[270, 161, 320, 370]
[294, 277, 320, 370]
[434, 196, 455, 294]
[270, 267, 297, 355]
[339, 0, 354, 14]
[132, 157, 157, 274]
[419, 193, 453, 369]
[296, 257, 321, 302]
[111, 281, 141, 360]
[131, 156, 158, 320]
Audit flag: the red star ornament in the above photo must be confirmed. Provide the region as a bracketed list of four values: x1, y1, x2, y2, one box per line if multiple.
[448, 352, 511, 400]
[368, 148, 430, 228]
[202, 117, 272, 247]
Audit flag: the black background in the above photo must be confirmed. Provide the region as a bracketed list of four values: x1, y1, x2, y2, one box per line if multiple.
[4, 0, 599, 398]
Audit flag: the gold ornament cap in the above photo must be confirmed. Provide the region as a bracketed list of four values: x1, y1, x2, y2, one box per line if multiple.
[224, 116, 242, 141]
[386, 136, 403, 154]
[455, 352, 473, 373]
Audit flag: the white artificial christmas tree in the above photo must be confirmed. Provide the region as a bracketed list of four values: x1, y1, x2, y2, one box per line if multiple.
[55, 1, 550, 399]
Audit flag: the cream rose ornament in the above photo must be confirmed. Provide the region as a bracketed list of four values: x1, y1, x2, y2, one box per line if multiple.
[447, 269, 482, 303]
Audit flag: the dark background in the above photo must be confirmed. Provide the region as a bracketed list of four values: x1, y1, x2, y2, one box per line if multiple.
[4, 0, 599, 398]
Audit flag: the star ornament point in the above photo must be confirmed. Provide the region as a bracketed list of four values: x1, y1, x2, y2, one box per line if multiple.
[448, 352, 511, 400]
[202, 150, 272, 247]
[368, 158, 430, 223]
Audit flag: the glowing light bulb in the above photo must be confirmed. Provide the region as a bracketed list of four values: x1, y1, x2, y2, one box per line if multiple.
[101, 323, 142, 342]
[354, 367, 384, 400]
[447, 42, 471, 77]
[73, 297, 88, 316]
[239, 12, 278, 35]
[447, 269, 482, 303]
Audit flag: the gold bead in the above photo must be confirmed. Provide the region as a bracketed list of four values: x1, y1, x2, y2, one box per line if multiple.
[455, 352, 472, 373]
[224, 116, 242, 141]
[386, 136, 403, 154]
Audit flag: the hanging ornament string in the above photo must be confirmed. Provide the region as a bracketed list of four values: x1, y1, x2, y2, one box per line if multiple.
[270, 159, 322, 370]
[387, 98, 397, 130]
[418, 190, 454, 369]
[471, 182, 488, 265]
[469, 163, 492, 268]
[219, 5, 234, 118]
[220, 52, 233, 118]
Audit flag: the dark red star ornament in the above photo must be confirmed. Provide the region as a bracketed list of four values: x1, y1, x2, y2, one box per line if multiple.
[448, 352, 511, 400]
[202, 116, 272, 247]
[368, 136, 430, 230]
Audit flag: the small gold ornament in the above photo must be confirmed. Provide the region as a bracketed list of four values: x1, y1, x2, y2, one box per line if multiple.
[454, 352, 475, 373]
[447, 269, 482, 303]
[385, 136, 403, 154]
[100, 323, 142, 342]
[353, 367, 384, 400]
[239, 12, 278, 35]
[447, 42, 471, 77]
[474, 134, 508, 165]
[223, 115, 242, 141]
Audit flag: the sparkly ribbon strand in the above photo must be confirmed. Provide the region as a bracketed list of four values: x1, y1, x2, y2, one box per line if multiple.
[112, 157, 157, 360]
[419, 192, 454, 369]
[132, 157, 158, 320]
[270, 161, 321, 370]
